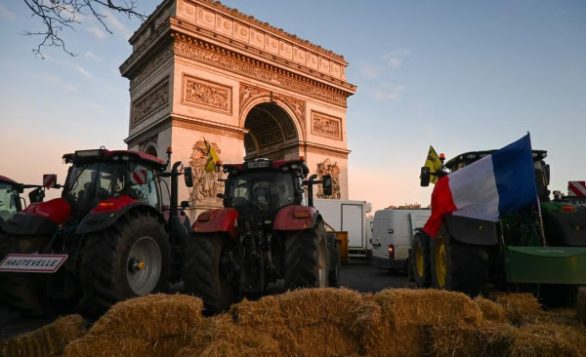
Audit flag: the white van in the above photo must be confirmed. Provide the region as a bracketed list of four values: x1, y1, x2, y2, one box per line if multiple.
[370, 209, 431, 272]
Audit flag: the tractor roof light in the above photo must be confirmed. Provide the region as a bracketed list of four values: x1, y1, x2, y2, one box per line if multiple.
[74, 149, 104, 158]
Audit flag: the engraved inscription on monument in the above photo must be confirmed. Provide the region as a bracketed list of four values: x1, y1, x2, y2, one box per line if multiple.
[182, 75, 232, 114]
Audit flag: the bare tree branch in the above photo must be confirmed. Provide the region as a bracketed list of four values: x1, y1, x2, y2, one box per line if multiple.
[23, 0, 146, 58]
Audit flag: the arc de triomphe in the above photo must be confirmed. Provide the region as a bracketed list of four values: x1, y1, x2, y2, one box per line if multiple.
[120, 0, 356, 212]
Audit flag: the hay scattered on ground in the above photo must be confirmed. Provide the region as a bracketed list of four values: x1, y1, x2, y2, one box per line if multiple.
[429, 322, 513, 357]
[0, 314, 86, 357]
[495, 293, 542, 325]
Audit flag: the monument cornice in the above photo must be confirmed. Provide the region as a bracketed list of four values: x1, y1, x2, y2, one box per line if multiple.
[304, 142, 351, 157]
[171, 32, 352, 107]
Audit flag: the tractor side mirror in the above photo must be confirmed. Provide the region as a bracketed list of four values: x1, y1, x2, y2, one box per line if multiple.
[180, 200, 190, 209]
[322, 175, 333, 196]
[420, 167, 430, 187]
[183, 167, 194, 188]
[42, 174, 58, 188]
[29, 187, 45, 204]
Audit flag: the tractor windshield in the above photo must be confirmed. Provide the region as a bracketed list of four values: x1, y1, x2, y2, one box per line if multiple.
[0, 182, 20, 222]
[63, 162, 127, 211]
[226, 171, 296, 214]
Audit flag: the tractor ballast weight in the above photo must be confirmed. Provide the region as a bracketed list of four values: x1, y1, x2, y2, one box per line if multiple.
[412, 149, 586, 302]
[183, 157, 339, 313]
[0, 148, 193, 315]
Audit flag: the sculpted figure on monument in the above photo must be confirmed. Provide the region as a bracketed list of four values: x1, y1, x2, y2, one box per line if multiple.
[316, 158, 341, 199]
[189, 139, 224, 203]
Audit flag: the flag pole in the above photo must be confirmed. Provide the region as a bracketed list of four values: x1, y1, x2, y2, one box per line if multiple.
[527, 132, 547, 247]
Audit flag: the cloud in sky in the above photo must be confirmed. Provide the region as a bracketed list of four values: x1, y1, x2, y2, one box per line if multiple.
[383, 48, 411, 69]
[358, 63, 384, 80]
[373, 85, 405, 102]
[74, 65, 94, 81]
[86, 26, 107, 40]
[104, 11, 133, 39]
[0, 3, 16, 21]
[84, 51, 101, 61]
[43, 74, 78, 92]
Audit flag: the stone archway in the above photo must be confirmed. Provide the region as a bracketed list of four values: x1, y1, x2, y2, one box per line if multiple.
[244, 103, 299, 161]
[121, 0, 357, 213]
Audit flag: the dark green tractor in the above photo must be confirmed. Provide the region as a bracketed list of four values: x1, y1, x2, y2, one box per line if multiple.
[413, 150, 586, 304]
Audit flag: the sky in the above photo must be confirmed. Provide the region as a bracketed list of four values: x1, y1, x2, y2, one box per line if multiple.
[0, 0, 585, 211]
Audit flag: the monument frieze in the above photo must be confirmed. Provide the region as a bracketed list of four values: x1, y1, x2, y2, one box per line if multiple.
[311, 111, 342, 140]
[182, 75, 232, 114]
[131, 78, 169, 127]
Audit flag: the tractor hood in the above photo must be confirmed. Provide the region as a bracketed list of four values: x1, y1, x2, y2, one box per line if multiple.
[3, 198, 72, 236]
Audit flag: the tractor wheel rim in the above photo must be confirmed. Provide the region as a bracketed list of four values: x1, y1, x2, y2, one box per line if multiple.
[415, 245, 424, 278]
[127, 236, 162, 296]
[318, 240, 327, 287]
[435, 238, 447, 288]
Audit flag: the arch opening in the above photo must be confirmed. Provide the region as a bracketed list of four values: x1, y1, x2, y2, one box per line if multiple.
[244, 103, 299, 160]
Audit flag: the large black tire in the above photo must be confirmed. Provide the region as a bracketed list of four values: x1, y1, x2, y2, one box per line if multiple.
[411, 231, 431, 288]
[430, 226, 489, 297]
[0, 234, 47, 315]
[80, 211, 169, 315]
[182, 233, 238, 313]
[284, 221, 329, 290]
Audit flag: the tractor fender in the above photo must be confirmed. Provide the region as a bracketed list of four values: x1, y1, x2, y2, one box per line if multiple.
[443, 214, 498, 246]
[192, 208, 239, 240]
[273, 205, 319, 231]
[75, 196, 163, 235]
[3, 198, 71, 235]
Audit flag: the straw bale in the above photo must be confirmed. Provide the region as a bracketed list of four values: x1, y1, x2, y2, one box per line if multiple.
[495, 293, 542, 325]
[428, 322, 513, 357]
[578, 287, 586, 325]
[230, 295, 284, 326]
[364, 323, 423, 357]
[275, 288, 365, 329]
[373, 288, 483, 328]
[509, 322, 586, 357]
[0, 314, 86, 357]
[474, 296, 509, 323]
[290, 323, 361, 357]
[88, 293, 204, 340]
[64, 336, 151, 357]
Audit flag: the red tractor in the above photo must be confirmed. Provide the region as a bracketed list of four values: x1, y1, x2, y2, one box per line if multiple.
[182, 158, 340, 312]
[0, 148, 193, 315]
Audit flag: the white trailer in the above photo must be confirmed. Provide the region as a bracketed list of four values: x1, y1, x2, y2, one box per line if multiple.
[370, 209, 431, 272]
[314, 199, 372, 258]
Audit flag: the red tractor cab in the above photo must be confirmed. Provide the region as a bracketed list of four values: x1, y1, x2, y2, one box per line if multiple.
[0, 148, 193, 315]
[182, 157, 339, 312]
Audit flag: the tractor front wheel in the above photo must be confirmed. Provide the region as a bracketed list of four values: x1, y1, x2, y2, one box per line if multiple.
[80, 211, 169, 315]
[411, 231, 431, 288]
[182, 233, 238, 313]
[430, 227, 489, 297]
[284, 221, 329, 290]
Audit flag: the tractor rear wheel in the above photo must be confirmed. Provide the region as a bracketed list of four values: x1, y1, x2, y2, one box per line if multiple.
[182, 233, 238, 313]
[430, 227, 489, 296]
[80, 211, 169, 315]
[284, 221, 329, 290]
[411, 231, 431, 288]
[0, 234, 46, 315]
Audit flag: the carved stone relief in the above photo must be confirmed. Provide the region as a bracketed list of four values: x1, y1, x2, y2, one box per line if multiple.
[316, 158, 341, 199]
[183, 75, 232, 114]
[131, 78, 169, 127]
[129, 43, 173, 90]
[312, 111, 341, 140]
[174, 40, 347, 107]
[189, 139, 224, 203]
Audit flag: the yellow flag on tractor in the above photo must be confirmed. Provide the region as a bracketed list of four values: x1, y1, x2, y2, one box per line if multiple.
[425, 145, 443, 184]
[204, 139, 219, 173]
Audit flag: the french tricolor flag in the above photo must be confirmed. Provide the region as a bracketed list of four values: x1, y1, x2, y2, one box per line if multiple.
[423, 135, 537, 237]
